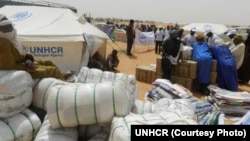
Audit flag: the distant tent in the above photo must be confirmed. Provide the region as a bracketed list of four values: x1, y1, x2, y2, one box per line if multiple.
[183, 23, 228, 35]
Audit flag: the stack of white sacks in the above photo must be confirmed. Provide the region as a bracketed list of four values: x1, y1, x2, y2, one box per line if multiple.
[31, 66, 137, 141]
[1, 67, 198, 141]
[0, 70, 41, 141]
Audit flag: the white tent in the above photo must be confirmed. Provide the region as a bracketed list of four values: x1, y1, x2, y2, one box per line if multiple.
[0, 5, 109, 73]
[182, 23, 228, 35]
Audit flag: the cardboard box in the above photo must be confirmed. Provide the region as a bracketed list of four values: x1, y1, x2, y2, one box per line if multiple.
[156, 57, 162, 74]
[173, 60, 197, 79]
[170, 76, 193, 90]
[136, 65, 156, 83]
[151, 69, 157, 83]
[156, 73, 163, 79]
[211, 60, 217, 72]
[210, 72, 217, 84]
[156, 57, 198, 79]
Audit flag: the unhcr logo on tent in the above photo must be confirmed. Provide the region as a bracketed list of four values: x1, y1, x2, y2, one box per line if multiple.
[23, 46, 64, 57]
[10, 11, 32, 22]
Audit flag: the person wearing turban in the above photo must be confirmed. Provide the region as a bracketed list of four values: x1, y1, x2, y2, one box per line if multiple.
[211, 38, 238, 91]
[191, 35, 213, 95]
[0, 14, 24, 54]
[229, 35, 245, 70]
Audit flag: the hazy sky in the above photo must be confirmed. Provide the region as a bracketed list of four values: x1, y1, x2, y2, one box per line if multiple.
[34, 0, 250, 25]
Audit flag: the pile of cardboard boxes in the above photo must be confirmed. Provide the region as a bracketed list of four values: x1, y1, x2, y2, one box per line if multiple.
[135, 57, 217, 90]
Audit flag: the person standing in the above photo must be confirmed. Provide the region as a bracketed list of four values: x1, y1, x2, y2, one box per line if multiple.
[192, 35, 213, 95]
[229, 35, 245, 70]
[183, 27, 197, 47]
[205, 29, 220, 48]
[225, 29, 238, 46]
[211, 38, 238, 91]
[126, 19, 135, 56]
[161, 28, 184, 80]
[238, 30, 250, 84]
[154, 25, 165, 54]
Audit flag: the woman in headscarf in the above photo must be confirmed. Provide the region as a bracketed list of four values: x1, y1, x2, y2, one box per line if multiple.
[229, 35, 245, 70]
[192, 35, 213, 94]
[211, 38, 238, 91]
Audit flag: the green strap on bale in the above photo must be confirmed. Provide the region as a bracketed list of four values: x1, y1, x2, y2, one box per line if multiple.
[74, 85, 80, 125]
[2, 120, 16, 140]
[42, 81, 54, 109]
[56, 87, 63, 127]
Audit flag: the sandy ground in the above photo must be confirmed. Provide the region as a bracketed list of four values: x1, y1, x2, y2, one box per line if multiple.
[105, 40, 250, 101]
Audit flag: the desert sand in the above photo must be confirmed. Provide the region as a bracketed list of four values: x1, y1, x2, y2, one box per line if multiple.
[105, 40, 250, 101]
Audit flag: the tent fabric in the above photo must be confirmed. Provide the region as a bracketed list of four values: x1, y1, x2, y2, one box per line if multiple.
[0, 6, 108, 73]
[0, 6, 84, 40]
[211, 45, 238, 91]
[192, 42, 213, 84]
[183, 23, 228, 35]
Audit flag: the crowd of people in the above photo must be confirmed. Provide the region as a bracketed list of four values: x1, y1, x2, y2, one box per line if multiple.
[1, 13, 250, 94]
[92, 19, 250, 94]
[160, 25, 250, 94]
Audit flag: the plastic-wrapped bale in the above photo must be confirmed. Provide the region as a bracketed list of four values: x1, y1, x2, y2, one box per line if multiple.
[0, 109, 41, 141]
[131, 100, 153, 114]
[152, 98, 197, 121]
[114, 73, 138, 102]
[149, 79, 193, 99]
[182, 46, 193, 60]
[34, 115, 78, 141]
[0, 87, 32, 118]
[47, 81, 130, 129]
[75, 67, 103, 83]
[32, 77, 69, 111]
[87, 131, 109, 141]
[75, 67, 139, 111]
[0, 70, 33, 98]
[78, 124, 111, 140]
[109, 112, 197, 141]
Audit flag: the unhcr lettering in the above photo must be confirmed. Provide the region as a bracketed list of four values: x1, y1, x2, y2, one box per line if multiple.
[24, 46, 63, 54]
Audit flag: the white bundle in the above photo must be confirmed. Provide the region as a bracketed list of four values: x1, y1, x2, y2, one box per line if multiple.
[34, 115, 78, 141]
[88, 131, 109, 141]
[0, 70, 33, 98]
[0, 87, 32, 118]
[32, 77, 69, 111]
[131, 100, 153, 114]
[182, 46, 193, 60]
[152, 98, 196, 121]
[47, 81, 130, 129]
[76, 67, 103, 83]
[78, 124, 111, 140]
[109, 112, 197, 141]
[75, 67, 138, 109]
[0, 109, 41, 141]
